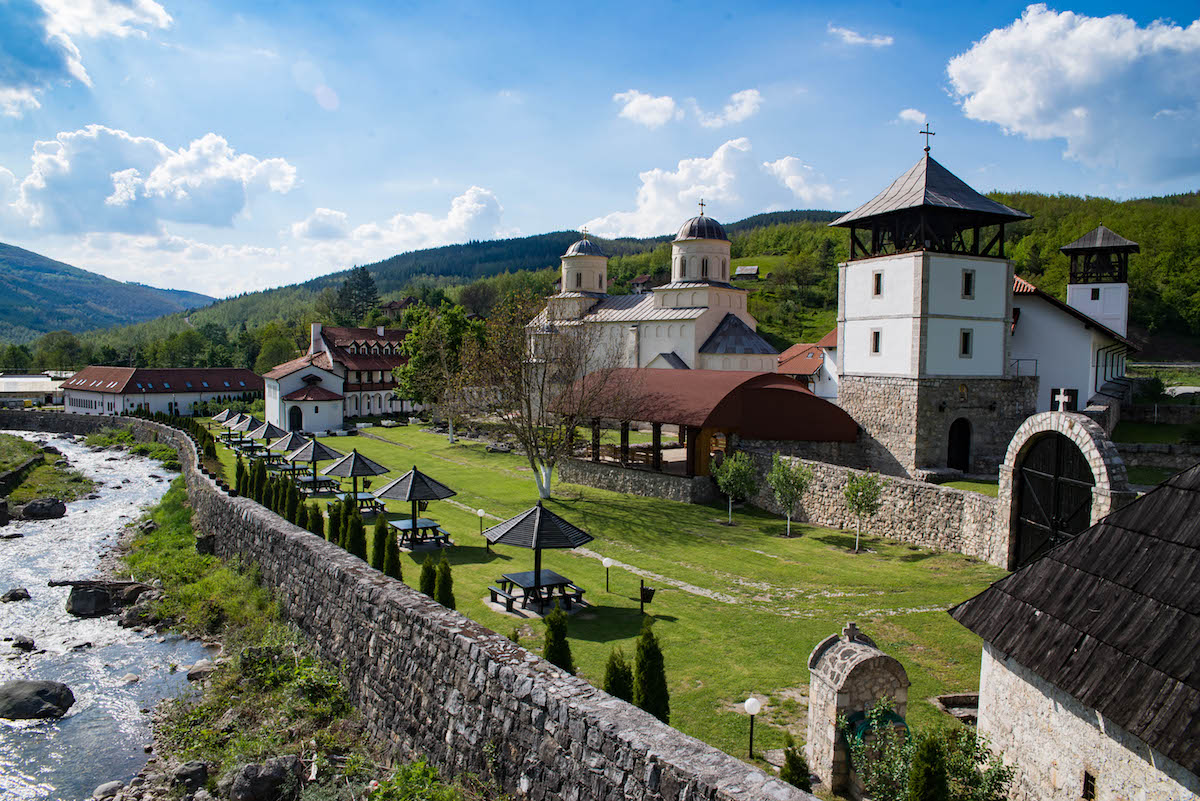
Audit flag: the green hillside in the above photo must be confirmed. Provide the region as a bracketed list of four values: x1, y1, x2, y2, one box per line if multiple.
[0, 243, 216, 343]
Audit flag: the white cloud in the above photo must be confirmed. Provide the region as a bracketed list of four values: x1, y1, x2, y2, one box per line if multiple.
[291, 208, 350, 240]
[613, 89, 682, 129]
[828, 24, 894, 47]
[897, 108, 927, 125]
[584, 139, 833, 237]
[4, 124, 297, 235]
[37, 0, 171, 39]
[948, 4, 1200, 179]
[694, 89, 763, 128]
[0, 87, 41, 117]
[348, 186, 510, 252]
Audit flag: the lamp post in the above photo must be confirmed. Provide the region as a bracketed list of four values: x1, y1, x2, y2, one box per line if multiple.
[602, 557, 613, 592]
[744, 697, 761, 758]
[478, 508, 488, 553]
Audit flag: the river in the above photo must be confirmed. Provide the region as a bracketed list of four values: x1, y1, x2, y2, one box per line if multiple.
[0, 431, 211, 801]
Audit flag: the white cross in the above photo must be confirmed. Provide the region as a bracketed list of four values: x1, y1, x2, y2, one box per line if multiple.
[1052, 389, 1072, 412]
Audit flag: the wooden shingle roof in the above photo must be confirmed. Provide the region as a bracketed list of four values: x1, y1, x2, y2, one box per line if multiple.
[950, 463, 1200, 775]
[1060, 224, 1140, 254]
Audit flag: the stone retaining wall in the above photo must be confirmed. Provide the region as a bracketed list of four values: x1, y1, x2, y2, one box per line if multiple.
[740, 447, 1005, 566]
[1116, 442, 1200, 472]
[1120, 403, 1200, 425]
[558, 458, 720, 504]
[0, 453, 44, 496]
[0, 411, 811, 801]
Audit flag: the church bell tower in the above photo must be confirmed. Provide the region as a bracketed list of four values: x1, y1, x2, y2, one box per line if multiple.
[1062, 225, 1137, 337]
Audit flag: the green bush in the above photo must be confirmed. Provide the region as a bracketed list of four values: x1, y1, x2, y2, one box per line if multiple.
[434, 555, 455, 610]
[371, 515, 388, 570]
[328, 502, 343, 546]
[602, 646, 633, 702]
[419, 554, 436, 596]
[780, 733, 812, 791]
[369, 759, 467, 801]
[633, 618, 669, 723]
[295, 502, 309, 531]
[308, 503, 325, 539]
[542, 603, 574, 674]
[908, 734, 949, 801]
[383, 530, 402, 580]
[346, 512, 367, 561]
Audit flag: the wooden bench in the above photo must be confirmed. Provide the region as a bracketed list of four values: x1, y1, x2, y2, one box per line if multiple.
[563, 584, 586, 606]
[488, 586, 516, 613]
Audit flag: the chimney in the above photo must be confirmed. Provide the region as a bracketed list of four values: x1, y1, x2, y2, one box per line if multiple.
[377, 326, 385, 337]
[310, 323, 323, 354]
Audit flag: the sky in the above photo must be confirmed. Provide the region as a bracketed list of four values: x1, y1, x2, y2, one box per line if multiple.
[0, 0, 1198, 297]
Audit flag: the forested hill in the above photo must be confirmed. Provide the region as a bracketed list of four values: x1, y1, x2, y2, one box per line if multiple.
[0, 242, 215, 344]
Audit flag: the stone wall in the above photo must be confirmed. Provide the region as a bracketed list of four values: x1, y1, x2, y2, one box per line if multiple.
[0, 411, 811, 801]
[558, 458, 720, 504]
[1116, 442, 1200, 473]
[836, 376, 917, 477]
[1120, 403, 1200, 425]
[977, 643, 1200, 801]
[739, 447, 1006, 567]
[0, 453, 44, 495]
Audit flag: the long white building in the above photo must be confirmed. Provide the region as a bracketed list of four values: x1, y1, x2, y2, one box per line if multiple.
[61, 367, 263, 416]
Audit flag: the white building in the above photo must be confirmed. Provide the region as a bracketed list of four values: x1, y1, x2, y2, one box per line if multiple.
[61, 367, 262, 416]
[262, 323, 417, 433]
[0, 373, 64, 407]
[776, 329, 838, 400]
[532, 211, 777, 372]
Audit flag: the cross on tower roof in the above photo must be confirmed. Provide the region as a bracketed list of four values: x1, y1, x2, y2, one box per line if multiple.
[580, 225, 588, 239]
[698, 198, 706, 216]
[920, 122, 935, 153]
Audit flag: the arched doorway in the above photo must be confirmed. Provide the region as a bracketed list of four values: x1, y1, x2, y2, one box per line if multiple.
[289, 405, 303, 431]
[947, 418, 971, 472]
[1012, 432, 1094, 568]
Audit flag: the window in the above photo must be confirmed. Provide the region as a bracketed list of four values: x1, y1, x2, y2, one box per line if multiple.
[1082, 771, 1096, 800]
[870, 329, 882, 355]
[163, 382, 170, 389]
[1090, 287, 1100, 301]
[202, 381, 209, 388]
[599, 274, 603, 289]
[574, 272, 582, 288]
[314, 406, 319, 414]
[701, 258, 709, 278]
[962, 269, 975, 299]
[722, 259, 727, 279]
[960, 329, 973, 358]
[872, 271, 883, 297]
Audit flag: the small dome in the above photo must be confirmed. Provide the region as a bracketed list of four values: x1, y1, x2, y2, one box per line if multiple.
[675, 215, 728, 242]
[564, 238, 607, 258]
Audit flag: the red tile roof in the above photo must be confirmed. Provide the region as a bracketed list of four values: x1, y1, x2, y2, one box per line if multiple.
[331, 349, 406, 371]
[815, 328, 838, 349]
[262, 352, 334, 380]
[282, 385, 344, 401]
[321, 326, 408, 346]
[62, 367, 263, 395]
[777, 343, 824, 376]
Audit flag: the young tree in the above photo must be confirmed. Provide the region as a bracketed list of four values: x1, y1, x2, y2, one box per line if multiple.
[711, 451, 758, 525]
[327, 501, 343, 546]
[460, 292, 637, 499]
[383, 529, 403, 581]
[767, 454, 813, 537]
[419, 553, 437, 596]
[602, 646, 633, 702]
[346, 511, 368, 560]
[235, 456, 246, 495]
[434, 554, 456, 610]
[844, 472, 887, 552]
[295, 501, 309, 531]
[908, 734, 950, 801]
[633, 618, 669, 723]
[308, 503, 324, 538]
[285, 483, 301, 523]
[371, 514, 389, 570]
[542, 603, 575, 674]
[394, 304, 480, 443]
[779, 733, 813, 791]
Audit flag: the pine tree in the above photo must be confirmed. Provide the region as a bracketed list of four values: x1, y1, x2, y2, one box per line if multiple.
[542, 603, 575, 674]
[383, 528, 402, 580]
[907, 734, 949, 801]
[252, 461, 266, 503]
[633, 618, 669, 723]
[235, 456, 245, 495]
[602, 646, 633, 702]
[434, 555, 456, 609]
[340, 499, 354, 544]
[328, 501, 343, 546]
[371, 514, 389, 570]
[419, 553, 437, 596]
[286, 483, 300, 523]
[780, 733, 813, 791]
[346, 511, 368, 560]
[295, 501, 309, 531]
[309, 503, 325, 539]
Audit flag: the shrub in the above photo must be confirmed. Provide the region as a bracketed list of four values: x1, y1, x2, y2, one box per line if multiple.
[371, 515, 388, 570]
[308, 503, 325, 539]
[383, 528, 402, 580]
[327, 502, 343, 546]
[345, 512, 367, 561]
[542, 603, 574, 674]
[295, 502, 309, 531]
[908, 733, 949, 801]
[633, 618, 669, 723]
[434, 555, 456, 609]
[602, 646, 633, 702]
[419, 553, 437, 596]
[780, 733, 812, 791]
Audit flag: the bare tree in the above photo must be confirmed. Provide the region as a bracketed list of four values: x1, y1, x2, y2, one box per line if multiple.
[459, 292, 635, 499]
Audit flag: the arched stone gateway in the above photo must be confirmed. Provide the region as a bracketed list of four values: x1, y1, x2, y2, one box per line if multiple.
[998, 412, 1134, 571]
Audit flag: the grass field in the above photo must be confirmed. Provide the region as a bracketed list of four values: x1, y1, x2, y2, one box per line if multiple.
[942, 479, 999, 497]
[1126, 465, 1177, 486]
[1111, 421, 1194, 444]
[0, 431, 39, 473]
[206, 421, 1003, 770]
[0, 432, 94, 503]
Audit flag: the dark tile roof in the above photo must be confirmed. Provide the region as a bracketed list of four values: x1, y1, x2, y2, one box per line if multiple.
[656, 352, 690, 369]
[950, 463, 1200, 775]
[321, 448, 390, 478]
[483, 501, 594, 550]
[286, 439, 345, 464]
[373, 466, 457, 502]
[831, 154, 1030, 228]
[675, 215, 729, 242]
[268, 432, 311, 453]
[1060, 224, 1140, 254]
[564, 237, 607, 258]
[699, 314, 778, 355]
[247, 421, 288, 440]
[63, 366, 263, 394]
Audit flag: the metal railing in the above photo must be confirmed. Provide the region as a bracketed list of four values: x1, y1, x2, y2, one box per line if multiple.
[1009, 358, 1038, 377]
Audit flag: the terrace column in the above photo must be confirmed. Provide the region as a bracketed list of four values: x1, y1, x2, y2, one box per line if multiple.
[652, 423, 662, 472]
[620, 422, 630, 465]
[685, 426, 697, 478]
[591, 418, 601, 463]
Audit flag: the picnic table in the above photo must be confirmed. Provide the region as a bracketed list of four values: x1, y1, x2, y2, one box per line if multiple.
[388, 517, 451, 548]
[495, 569, 585, 611]
[337, 491, 384, 514]
[236, 442, 267, 457]
[296, 474, 339, 494]
[267, 461, 304, 474]
[221, 432, 247, 444]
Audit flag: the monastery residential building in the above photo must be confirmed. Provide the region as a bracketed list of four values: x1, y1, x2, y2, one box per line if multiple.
[262, 323, 416, 433]
[61, 367, 262, 416]
[532, 210, 778, 373]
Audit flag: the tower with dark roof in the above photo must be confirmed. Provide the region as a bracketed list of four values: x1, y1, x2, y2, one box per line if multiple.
[830, 151, 1038, 477]
[549, 232, 609, 321]
[1062, 224, 1138, 337]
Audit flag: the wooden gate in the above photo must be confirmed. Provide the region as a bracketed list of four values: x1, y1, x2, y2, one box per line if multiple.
[1013, 432, 1095, 568]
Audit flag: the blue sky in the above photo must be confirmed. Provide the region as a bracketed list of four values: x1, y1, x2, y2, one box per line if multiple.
[0, 1, 1197, 296]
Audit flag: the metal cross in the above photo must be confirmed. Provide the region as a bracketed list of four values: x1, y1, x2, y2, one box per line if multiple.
[580, 225, 588, 238]
[920, 123, 935, 153]
[698, 198, 706, 216]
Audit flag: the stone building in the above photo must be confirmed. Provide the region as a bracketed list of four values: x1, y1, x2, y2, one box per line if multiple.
[951, 463, 1200, 800]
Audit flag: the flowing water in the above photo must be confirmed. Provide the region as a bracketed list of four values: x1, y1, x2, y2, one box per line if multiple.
[0, 431, 211, 800]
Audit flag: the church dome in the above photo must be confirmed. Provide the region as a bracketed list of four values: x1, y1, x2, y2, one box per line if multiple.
[675, 215, 728, 242]
[564, 237, 607, 258]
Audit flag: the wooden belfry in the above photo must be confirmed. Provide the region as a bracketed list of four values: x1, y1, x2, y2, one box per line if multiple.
[830, 133, 1031, 261]
[1060, 224, 1139, 284]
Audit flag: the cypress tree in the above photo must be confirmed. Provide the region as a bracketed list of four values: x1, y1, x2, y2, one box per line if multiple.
[328, 501, 343, 546]
[295, 501, 309, 531]
[340, 496, 354, 532]
[419, 553, 437, 596]
[779, 734, 813, 791]
[434, 554, 456, 609]
[286, 483, 300, 523]
[346, 512, 368, 560]
[542, 603, 574, 674]
[907, 734, 949, 801]
[383, 528, 402, 580]
[235, 456, 245, 494]
[340, 505, 359, 549]
[371, 514, 389, 570]
[633, 618, 669, 723]
[309, 503, 325, 539]
[252, 461, 266, 503]
[602, 646, 634, 702]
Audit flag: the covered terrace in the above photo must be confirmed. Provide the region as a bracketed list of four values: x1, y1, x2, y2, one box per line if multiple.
[557, 369, 858, 478]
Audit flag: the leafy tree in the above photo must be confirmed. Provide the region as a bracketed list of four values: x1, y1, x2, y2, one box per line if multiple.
[779, 733, 812, 791]
[844, 472, 887, 552]
[941, 728, 1014, 801]
[383, 528, 402, 580]
[34, 331, 85, 369]
[711, 451, 758, 525]
[394, 304, 481, 442]
[633, 618, 669, 723]
[419, 553, 437, 596]
[542, 603, 574, 674]
[840, 698, 913, 801]
[371, 514, 389, 570]
[602, 646, 633, 702]
[908, 734, 949, 801]
[458, 281, 498, 317]
[434, 555, 456, 609]
[767, 453, 813, 536]
[346, 511, 368, 560]
[254, 336, 296, 374]
[0, 344, 33, 370]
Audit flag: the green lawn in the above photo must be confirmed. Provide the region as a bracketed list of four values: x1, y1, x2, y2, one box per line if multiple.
[1111, 421, 1194, 444]
[1126, 465, 1176, 486]
[942, 479, 999, 497]
[0, 432, 40, 473]
[208, 422, 1004, 768]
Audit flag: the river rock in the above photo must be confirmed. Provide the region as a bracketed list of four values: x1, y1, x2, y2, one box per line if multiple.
[91, 780, 122, 799]
[174, 760, 209, 792]
[121, 673, 139, 683]
[19, 498, 66, 520]
[0, 679, 75, 719]
[228, 756, 303, 801]
[195, 532, 216, 555]
[11, 635, 35, 651]
[1, 587, 30, 602]
[66, 586, 114, 617]
[41, 444, 61, 456]
[0, 531, 21, 540]
[186, 659, 216, 682]
[0, 499, 8, 527]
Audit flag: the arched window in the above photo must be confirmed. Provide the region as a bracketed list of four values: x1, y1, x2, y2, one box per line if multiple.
[701, 258, 709, 278]
[599, 274, 603, 289]
[679, 257, 686, 276]
[574, 272, 582, 289]
[722, 259, 727, 279]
